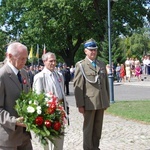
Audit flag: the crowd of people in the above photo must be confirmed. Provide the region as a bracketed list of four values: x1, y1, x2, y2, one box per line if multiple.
[106, 56, 150, 83]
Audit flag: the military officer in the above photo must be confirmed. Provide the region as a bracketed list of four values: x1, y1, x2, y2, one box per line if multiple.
[73, 38, 110, 150]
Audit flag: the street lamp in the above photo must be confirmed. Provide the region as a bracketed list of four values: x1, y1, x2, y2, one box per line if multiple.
[107, 0, 117, 103]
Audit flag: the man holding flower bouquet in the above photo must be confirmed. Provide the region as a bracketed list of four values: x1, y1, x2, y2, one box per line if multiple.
[0, 42, 33, 150]
[33, 52, 68, 150]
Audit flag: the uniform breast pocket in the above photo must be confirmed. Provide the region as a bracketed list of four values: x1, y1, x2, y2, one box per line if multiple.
[86, 72, 96, 81]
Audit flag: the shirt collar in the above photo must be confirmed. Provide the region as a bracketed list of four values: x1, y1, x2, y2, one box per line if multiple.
[86, 56, 95, 63]
[7, 62, 19, 75]
[43, 67, 55, 75]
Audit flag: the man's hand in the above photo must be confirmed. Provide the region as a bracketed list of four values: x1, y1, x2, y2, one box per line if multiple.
[78, 107, 85, 114]
[16, 117, 26, 127]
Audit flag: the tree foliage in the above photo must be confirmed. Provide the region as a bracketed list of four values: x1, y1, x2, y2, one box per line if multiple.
[120, 31, 150, 61]
[0, 0, 150, 66]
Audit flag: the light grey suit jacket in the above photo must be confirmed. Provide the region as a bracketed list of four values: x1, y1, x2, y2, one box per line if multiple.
[0, 64, 30, 147]
[74, 57, 110, 110]
[33, 67, 68, 112]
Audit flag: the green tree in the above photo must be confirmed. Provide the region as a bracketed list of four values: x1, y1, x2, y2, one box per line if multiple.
[0, 30, 7, 61]
[0, 0, 150, 66]
[119, 28, 150, 61]
[112, 38, 126, 65]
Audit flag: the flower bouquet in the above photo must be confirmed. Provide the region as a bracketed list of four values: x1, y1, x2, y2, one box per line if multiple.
[15, 91, 66, 145]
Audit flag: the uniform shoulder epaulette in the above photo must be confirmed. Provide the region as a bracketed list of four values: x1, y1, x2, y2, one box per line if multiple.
[77, 60, 84, 65]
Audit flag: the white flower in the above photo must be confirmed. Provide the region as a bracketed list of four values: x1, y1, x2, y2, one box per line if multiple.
[45, 92, 53, 98]
[36, 106, 42, 114]
[45, 93, 50, 98]
[37, 109, 42, 115]
[37, 106, 41, 110]
[34, 100, 39, 105]
[45, 98, 49, 102]
[29, 100, 32, 104]
[27, 106, 35, 113]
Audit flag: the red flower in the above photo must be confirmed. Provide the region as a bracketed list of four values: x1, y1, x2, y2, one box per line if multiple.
[44, 120, 52, 128]
[53, 121, 61, 131]
[47, 102, 56, 114]
[51, 95, 57, 102]
[46, 107, 55, 114]
[50, 102, 56, 109]
[35, 116, 44, 126]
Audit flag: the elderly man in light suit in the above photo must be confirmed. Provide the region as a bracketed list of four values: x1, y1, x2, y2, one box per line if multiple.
[33, 52, 68, 150]
[74, 39, 110, 150]
[0, 42, 33, 150]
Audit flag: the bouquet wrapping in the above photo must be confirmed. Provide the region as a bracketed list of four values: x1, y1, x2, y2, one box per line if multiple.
[15, 91, 66, 145]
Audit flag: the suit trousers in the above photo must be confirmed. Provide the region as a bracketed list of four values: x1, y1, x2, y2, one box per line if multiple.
[83, 109, 104, 150]
[44, 136, 64, 150]
[0, 132, 32, 150]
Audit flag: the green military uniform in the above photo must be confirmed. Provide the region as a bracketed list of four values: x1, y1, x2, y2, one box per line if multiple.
[74, 57, 110, 150]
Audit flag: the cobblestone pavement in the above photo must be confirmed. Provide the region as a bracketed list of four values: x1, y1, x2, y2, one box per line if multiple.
[32, 105, 150, 150]
[32, 79, 150, 150]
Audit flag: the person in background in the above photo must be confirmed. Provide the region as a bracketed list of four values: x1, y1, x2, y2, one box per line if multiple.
[57, 63, 63, 74]
[34, 65, 40, 74]
[134, 58, 140, 68]
[28, 66, 36, 88]
[106, 64, 110, 75]
[125, 64, 131, 82]
[115, 63, 121, 82]
[74, 38, 110, 150]
[130, 61, 135, 77]
[143, 55, 150, 75]
[120, 64, 126, 82]
[33, 52, 68, 150]
[62, 63, 71, 95]
[135, 63, 142, 81]
[70, 65, 75, 81]
[0, 42, 33, 150]
[125, 57, 131, 67]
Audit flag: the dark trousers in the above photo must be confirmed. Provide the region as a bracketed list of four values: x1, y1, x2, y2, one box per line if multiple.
[64, 81, 69, 95]
[83, 109, 104, 150]
[17, 132, 32, 150]
[0, 132, 32, 150]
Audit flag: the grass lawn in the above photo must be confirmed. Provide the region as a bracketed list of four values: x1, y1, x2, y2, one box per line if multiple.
[106, 100, 150, 124]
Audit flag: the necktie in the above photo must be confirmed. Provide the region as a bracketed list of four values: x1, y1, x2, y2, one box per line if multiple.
[17, 71, 22, 83]
[92, 61, 96, 68]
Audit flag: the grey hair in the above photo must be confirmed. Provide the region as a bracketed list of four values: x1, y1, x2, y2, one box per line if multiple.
[42, 52, 56, 61]
[7, 42, 27, 56]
